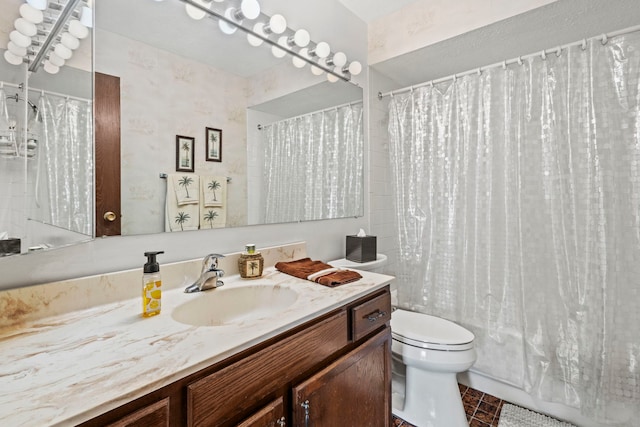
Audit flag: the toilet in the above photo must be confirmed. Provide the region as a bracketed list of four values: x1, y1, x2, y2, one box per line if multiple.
[391, 310, 476, 427]
[329, 254, 476, 427]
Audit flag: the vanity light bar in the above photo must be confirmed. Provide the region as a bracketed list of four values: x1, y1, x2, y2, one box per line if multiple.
[178, 0, 359, 84]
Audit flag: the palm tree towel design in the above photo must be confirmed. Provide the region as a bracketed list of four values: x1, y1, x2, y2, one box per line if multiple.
[165, 174, 200, 232]
[172, 174, 200, 206]
[203, 176, 226, 207]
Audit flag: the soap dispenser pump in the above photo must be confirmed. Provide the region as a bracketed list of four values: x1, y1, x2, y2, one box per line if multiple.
[142, 251, 164, 318]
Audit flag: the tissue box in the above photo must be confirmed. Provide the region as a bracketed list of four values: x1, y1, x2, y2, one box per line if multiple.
[0, 238, 20, 256]
[346, 235, 377, 263]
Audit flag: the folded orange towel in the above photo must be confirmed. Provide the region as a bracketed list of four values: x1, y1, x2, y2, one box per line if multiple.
[275, 258, 362, 287]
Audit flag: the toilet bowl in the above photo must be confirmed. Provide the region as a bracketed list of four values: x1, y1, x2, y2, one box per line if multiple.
[391, 309, 476, 427]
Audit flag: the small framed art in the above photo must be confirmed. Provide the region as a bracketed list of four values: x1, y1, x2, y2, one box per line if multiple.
[176, 135, 195, 172]
[206, 127, 222, 162]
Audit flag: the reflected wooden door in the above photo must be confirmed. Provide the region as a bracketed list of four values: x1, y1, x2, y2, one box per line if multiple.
[94, 72, 121, 236]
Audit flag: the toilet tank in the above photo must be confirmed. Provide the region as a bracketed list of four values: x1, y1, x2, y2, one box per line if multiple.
[328, 254, 387, 273]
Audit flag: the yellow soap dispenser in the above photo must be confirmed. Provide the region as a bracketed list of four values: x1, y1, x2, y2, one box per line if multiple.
[142, 251, 164, 318]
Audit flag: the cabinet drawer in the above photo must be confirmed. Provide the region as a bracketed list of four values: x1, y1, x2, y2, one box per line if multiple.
[351, 290, 391, 341]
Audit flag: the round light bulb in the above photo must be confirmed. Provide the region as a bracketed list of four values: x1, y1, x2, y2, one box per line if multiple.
[60, 32, 80, 50]
[48, 52, 65, 67]
[20, 4, 44, 24]
[43, 60, 60, 74]
[314, 41, 330, 58]
[268, 14, 287, 34]
[54, 43, 73, 60]
[15, 18, 37, 37]
[331, 52, 347, 68]
[247, 22, 265, 46]
[310, 59, 325, 76]
[327, 71, 340, 83]
[292, 47, 308, 68]
[10, 30, 31, 48]
[292, 29, 310, 48]
[348, 61, 362, 76]
[185, 0, 211, 20]
[68, 20, 89, 39]
[26, 0, 47, 11]
[4, 50, 23, 66]
[240, 0, 260, 20]
[219, 8, 239, 34]
[271, 36, 288, 58]
[7, 41, 27, 57]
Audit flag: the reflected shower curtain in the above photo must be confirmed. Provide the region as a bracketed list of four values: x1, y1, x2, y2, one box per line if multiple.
[262, 103, 363, 223]
[36, 94, 93, 235]
[388, 34, 640, 425]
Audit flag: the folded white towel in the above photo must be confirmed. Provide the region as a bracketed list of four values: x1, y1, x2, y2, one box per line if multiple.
[171, 173, 199, 206]
[200, 176, 226, 228]
[201, 175, 226, 207]
[165, 175, 199, 232]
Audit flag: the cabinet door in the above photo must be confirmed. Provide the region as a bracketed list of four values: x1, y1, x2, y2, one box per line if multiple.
[236, 396, 286, 427]
[292, 329, 391, 427]
[105, 398, 169, 427]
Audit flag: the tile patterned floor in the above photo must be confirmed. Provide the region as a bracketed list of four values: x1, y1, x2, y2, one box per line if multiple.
[392, 383, 504, 427]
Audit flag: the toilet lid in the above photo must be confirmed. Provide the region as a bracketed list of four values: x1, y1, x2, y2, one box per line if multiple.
[391, 309, 474, 351]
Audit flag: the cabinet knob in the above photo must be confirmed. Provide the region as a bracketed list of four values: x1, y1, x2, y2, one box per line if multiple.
[103, 211, 117, 222]
[301, 400, 310, 427]
[276, 416, 286, 427]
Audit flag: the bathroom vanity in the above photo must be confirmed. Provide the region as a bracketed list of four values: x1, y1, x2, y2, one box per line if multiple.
[81, 286, 391, 427]
[0, 244, 393, 427]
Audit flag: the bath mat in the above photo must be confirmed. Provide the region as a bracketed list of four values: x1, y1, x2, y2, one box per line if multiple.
[498, 404, 576, 427]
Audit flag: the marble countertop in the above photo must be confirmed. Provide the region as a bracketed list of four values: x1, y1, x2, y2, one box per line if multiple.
[0, 267, 394, 427]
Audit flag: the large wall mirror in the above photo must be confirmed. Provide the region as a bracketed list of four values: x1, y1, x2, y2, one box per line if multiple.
[0, 0, 364, 258]
[96, 0, 364, 237]
[0, 0, 93, 257]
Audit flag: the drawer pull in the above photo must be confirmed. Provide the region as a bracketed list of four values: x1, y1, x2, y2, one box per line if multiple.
[277, 416, 286, 426]
[366, 310, 387, 323]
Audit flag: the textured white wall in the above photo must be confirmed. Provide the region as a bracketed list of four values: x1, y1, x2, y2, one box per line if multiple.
[96, 30, 249, 234]
[368, 0, 556, 64]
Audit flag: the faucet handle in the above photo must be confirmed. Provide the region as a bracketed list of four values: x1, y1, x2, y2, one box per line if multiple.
[202, 253, 225, 272]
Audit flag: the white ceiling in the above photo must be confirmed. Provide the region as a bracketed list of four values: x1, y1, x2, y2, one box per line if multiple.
[337, 0, 419, 23]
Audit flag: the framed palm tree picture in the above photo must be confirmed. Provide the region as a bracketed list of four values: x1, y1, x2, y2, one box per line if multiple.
[206, 127, 222, 162]
[176, 135, 195, 172]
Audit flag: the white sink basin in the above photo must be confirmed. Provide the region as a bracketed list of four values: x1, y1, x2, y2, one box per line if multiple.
[172, 284, 298, 326]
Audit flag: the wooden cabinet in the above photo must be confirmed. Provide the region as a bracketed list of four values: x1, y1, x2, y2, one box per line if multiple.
[104, 398, 170, 427]
[292, 329, 391, 427]
[236, 397, 285, 427]
[80, 286, 391, 427]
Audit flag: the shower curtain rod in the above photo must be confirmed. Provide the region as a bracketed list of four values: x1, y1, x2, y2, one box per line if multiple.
[377, 23, 640, 100]
[257, 99, 363, 130]
[0, 79, 91, 103]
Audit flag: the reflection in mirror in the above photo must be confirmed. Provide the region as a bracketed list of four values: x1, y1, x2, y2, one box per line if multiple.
[96, 0, 364, 236]
[0, 0, 93, 257]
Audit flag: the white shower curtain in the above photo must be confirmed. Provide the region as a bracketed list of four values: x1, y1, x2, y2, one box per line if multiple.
[262, 103, 363, 223]
[36, 94, 93, 235]
[388, 34, 640, 425]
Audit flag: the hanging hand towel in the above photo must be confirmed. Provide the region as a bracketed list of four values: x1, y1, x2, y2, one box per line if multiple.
[171, 173, 200, 206]
[200, 176, 227, 229]
[201, 175, 226, 207]
[165, 174, 199, 232]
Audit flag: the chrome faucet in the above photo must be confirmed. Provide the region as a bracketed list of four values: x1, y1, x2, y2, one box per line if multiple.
[184, 253, 225, 293]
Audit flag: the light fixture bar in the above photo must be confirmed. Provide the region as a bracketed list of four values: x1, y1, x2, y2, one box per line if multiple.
[179, 0, 355, 84]
[29, 0, 82, 72]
